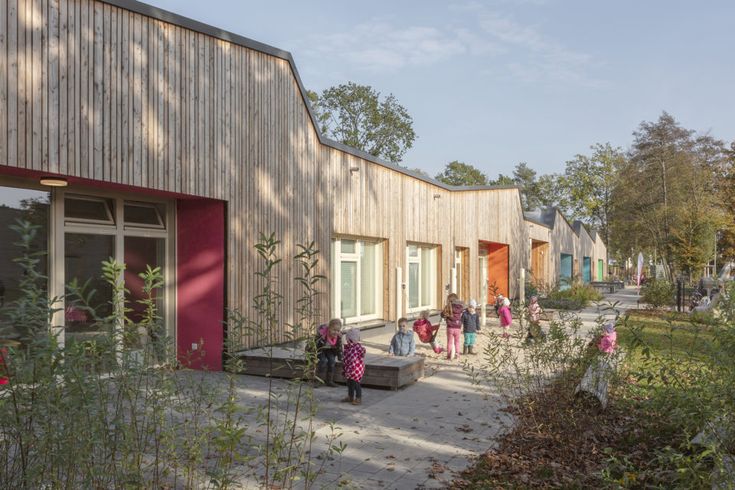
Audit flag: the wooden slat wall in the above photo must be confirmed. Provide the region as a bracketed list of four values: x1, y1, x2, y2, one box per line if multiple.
[0, 0, 533, 347]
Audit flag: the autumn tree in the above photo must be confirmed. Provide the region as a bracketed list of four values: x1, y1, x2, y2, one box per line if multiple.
[610, 112, 728, 278]
[307, 82, 416, 163]
[435, 161, 489, 186]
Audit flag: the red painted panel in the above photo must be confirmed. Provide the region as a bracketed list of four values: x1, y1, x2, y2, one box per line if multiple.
[177, 200, 225, 371]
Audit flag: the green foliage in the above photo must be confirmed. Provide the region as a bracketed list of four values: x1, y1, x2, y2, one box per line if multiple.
[641, 279, 676, 309]
[562, 142, 624, 245]
[610, 112, 729, 277]
[604, 295, 735, 487]
[542, 279, 604, 309]
[435, 160, 489, 186]
[307, 82, 416, 163]
[0, 223, 340, 489]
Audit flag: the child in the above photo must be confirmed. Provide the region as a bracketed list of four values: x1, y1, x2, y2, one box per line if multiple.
[389, 318, 415, 356]
[525, 295, 543, 343]
[498, 297, 512, 339]
[342, 328, 366, 405]
[462, 299, 480, 355]
[597, 322, 617, 354]
[442, 293, 464, 360]
[314, 319, 343, 387]
[413, 310, 443, 354]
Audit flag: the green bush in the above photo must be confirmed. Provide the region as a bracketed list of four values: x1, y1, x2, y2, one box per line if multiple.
[0, 223, 341, 489]
[543, 279, 604, 309]
[641, 279, 676, 308]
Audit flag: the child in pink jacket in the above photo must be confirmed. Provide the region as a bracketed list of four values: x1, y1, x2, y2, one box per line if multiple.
[498, 297, 512, 339]
[597, 322, 617, 354]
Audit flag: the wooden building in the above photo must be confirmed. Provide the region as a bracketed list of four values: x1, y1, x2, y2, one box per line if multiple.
[0, 0, 542, 369]
[525, 209, 607, 290]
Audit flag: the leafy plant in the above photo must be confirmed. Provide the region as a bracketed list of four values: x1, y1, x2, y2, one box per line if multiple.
[641, 278, 676, 308]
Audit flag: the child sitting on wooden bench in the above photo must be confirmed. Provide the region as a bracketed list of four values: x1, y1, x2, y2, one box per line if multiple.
[388, 318, 415, 356]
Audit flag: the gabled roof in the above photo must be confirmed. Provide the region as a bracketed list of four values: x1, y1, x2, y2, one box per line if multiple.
[100, 0, 520, 195]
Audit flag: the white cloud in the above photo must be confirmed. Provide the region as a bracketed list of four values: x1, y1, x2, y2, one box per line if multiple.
[295, 4, 605, 88]
[300, 21, 482, 72]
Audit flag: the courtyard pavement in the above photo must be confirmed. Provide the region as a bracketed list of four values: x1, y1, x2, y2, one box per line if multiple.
[192, 287, 641, 489]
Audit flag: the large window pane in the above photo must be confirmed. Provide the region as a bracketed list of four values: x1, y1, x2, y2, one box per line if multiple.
[124, 236, 166, 325]
[408, 262, 419, 309]
[64, 233, 115, 343]
[360, 243, 376, 315]
[421, 248, 432, 306]
[0, 186, 49, 342]
[340, 261, 357, 318]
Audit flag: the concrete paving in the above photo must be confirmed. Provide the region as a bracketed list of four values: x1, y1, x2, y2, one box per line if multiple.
[185, 287, 642, 489]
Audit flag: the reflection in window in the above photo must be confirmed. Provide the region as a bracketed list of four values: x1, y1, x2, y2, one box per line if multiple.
[332, 239, 383, 322]
[64, 233, 115, 343]
[0, 186, 49, 343]
[64, 195, 115, 224]
[124, 202, 165, 228]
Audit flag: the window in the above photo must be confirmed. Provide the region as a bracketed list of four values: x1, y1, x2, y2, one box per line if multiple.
[124, 202, 165, 229]
[0, 185, 50, 341]
[64, 195, 115, 225]
[332, 238, 383, 323]
[406, 243, 437, 312]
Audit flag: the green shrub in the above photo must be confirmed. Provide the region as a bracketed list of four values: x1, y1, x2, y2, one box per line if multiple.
[543, 279, 604, 309]
[641, 279, 675, 308]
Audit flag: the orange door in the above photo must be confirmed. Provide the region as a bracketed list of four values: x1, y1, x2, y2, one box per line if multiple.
[484, 242, 509, 299]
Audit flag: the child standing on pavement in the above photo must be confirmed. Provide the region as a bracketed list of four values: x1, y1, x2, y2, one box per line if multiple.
[442, 293, 465, 360]
[462, 299, 480, 355]
[525, 295, 543, 343]
[342, 328, 366, 405]
[498, 297, 512, 339]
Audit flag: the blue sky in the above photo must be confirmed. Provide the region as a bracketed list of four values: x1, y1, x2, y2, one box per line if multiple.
[146, 0, 735, 177]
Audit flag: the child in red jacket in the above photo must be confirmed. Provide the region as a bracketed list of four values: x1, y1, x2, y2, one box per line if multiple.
[413, 310, 443, 354]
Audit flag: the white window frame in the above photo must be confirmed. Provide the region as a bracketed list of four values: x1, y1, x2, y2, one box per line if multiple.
[332, 238, 384, 324]
[53, 189, 176, 348]
[406, 243, 437, 314]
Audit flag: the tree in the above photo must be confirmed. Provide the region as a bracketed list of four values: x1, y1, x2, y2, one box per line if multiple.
[435, 161, 488, 186]
[562, 143, 625, 245]
[307, 82, 416, 163]
[487, 174, 515, 186]
[510, 162, 565, 211]
[610, 112, 728, 278]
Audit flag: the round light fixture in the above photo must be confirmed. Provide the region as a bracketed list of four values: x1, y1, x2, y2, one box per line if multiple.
[39, 177, 68, 187]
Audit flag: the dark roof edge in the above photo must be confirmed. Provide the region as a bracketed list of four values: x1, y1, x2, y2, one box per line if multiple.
[524, 216, 552, 230]
[100, 0, 518, 196]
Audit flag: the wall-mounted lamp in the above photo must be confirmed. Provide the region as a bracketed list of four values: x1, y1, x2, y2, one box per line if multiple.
[433, 194, 441, 199]
[39, 176, 68, 187]
[349, 167, 360, 173]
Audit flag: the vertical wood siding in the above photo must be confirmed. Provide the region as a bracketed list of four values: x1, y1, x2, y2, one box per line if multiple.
[0, 0, 533, 347]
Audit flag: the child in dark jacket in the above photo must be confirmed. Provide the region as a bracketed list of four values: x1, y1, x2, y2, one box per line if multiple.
[314, 319, 343, 387]
[462, 299, 480, 355]
[442, 293, 465, 360]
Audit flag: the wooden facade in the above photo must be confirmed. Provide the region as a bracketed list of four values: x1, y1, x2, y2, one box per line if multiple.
[525, 209, 608, 288]
[0, 0, 608, 356]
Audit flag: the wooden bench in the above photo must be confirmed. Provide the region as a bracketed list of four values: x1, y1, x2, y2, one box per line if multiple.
[235, 347, 424, 390]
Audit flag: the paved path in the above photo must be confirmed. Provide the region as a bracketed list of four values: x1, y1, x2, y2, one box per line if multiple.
[191, 287, 642, 489]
